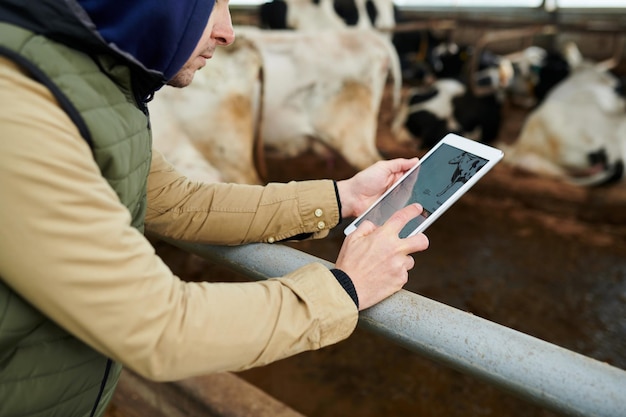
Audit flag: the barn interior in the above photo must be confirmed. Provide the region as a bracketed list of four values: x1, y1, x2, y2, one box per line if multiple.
[107, 2, 626, 417]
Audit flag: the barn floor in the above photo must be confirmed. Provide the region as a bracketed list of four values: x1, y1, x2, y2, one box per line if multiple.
[115, 86, 626, 417]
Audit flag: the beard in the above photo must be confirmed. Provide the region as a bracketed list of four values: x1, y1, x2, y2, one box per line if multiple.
[167, 63, 204, 88]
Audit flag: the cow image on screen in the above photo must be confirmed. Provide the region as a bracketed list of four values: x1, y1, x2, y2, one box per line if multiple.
[437, 152, 487, 197]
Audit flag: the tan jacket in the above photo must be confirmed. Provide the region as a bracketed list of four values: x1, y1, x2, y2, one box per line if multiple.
[0, 57, 358, 381]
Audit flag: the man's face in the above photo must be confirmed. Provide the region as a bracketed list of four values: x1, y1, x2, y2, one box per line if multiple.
[167, 0, 234, 88]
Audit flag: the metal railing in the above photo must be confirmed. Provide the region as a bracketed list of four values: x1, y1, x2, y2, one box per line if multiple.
[169, 240, 626, 417]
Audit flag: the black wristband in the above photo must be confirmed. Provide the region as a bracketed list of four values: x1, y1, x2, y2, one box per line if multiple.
[330, 268, 359, 308]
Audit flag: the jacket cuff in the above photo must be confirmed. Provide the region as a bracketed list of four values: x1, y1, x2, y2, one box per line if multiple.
[330, 268, 358, 308]
[333, 180, 342, 224]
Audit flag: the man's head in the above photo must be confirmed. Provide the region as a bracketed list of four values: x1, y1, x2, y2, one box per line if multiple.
[77, 0, 231, 88]
[168, 0, 235, 87]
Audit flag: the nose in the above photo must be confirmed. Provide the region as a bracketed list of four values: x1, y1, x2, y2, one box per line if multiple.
[214, 9, 235, 46]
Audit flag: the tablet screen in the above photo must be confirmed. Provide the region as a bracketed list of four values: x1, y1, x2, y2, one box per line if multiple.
[353, 143, 488, 238]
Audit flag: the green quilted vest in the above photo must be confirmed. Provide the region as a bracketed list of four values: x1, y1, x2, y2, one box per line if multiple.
[0, 23, 152, 417]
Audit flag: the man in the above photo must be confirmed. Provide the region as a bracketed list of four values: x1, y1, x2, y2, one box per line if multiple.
[0, 0, 429, 416]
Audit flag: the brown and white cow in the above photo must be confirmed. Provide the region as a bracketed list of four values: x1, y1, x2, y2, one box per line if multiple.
[237, 26, 401, 168]
[150, 37, 265, 184]
[151, 26, 402, 183]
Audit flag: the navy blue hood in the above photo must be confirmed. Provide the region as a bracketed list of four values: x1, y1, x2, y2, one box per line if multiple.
[77, 0, 215, 81]
[0, 0, 215, 94]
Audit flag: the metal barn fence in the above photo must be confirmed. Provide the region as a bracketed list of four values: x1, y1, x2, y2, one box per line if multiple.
[169, 240, 626, 417]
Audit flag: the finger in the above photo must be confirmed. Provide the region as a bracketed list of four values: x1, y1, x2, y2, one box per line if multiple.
[383, 203, 423, 235]
[403, 232, 430, 254]
[406, 255, 415, 270]
[351, 219, 377, 238]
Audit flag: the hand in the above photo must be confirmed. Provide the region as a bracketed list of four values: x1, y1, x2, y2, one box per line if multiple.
[336, 158, 419, 219]
[335, 203, 429, 311]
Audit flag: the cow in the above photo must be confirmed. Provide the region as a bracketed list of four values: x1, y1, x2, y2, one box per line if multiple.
[150, 36, 265, 184]
[258, 0, 443, 84]
[335, 0, 396, 31]
[259, 0, 396, 32]
[504, 42, 584, 109]
[391, 42, 515, 149]
[148, 100, 225, 183]
[390, 79, 466, 150]
[150, 27, 402, 183]
[260, 0, 345, 31]
[437, 151, 487, 197]
[500, 62, 626, 186]
[237, 26, 401, 169]
[397, 39, 600, 149]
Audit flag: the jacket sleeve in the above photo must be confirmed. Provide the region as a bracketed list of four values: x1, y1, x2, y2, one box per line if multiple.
[0, 57, 358, 381]
[145, 150, 341, 245]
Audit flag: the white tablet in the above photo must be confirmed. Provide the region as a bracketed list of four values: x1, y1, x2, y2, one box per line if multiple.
[344, 133, 504, 238]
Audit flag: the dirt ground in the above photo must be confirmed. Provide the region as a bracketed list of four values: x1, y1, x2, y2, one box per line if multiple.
[149, 85, 626, 417]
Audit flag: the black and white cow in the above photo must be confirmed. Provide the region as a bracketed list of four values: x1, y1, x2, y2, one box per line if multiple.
[437, 151, 487, 197]
[505, 42, 584, 109]
[392, 43, 514, 149]
[258, 0, 446, 84]
[501, 61, 626, 186]
[259, 0, 397, 31]
[391, 40, 593, 151]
